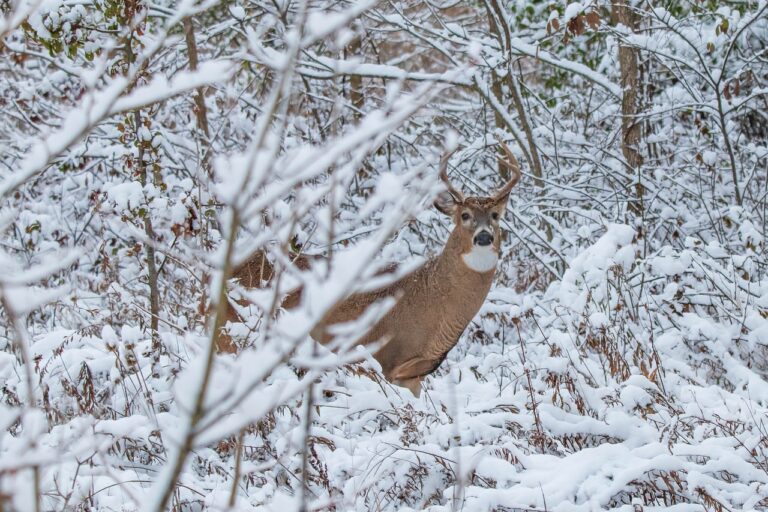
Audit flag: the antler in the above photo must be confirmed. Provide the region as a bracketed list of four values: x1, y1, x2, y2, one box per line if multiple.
[438, 149, 465, 203]
[494, 141, 522, 200]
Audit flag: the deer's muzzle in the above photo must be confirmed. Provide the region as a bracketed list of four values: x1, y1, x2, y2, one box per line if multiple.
[474, 231, 493, 246]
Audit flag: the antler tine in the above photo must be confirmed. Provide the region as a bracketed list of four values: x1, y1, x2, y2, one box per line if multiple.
[494, 140, 522, 199]
[438, 149, 465, 202]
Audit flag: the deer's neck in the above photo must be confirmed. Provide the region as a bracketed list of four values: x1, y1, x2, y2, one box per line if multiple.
[414, 238, 495, 358]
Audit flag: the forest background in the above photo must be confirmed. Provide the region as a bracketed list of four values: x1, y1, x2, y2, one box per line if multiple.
[1, 0, 768, 510]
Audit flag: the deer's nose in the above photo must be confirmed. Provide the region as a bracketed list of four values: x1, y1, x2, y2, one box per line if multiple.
[474, 231, 493, 246]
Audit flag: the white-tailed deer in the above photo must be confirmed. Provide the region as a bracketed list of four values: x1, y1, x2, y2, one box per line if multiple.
[220, 143, 522, 396]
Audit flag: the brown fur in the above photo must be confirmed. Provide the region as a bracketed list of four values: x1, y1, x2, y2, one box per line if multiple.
[216, 251, 311, 353]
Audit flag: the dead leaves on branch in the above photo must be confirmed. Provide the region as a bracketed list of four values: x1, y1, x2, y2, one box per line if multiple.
[547, 9, 601, 44]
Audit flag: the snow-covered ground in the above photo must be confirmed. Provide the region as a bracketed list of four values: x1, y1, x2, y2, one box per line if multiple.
[2, 0, 768, 510]
[4, 224, 767, 511]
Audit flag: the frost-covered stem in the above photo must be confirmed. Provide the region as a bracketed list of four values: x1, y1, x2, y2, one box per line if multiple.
[143, 211, 161, 357]
[489, 74, 510, 178]
[147, 210, 239, 512]
[228, 429, 244, 508]
[149, 2, 309, 507]
[298, 371, 316, 512]
[297, 171, 337, 511]
[0, 295, 35, 406]
[0, 290, 41, 512]
[123, 21, 160, 356]
[715, 92, 741, 205]
[473, 76, 530, 165]
[516, 321, 544, 453]
[134, 109, 161, 359]
[485, 0, 551, 249]
[714, 1, 767, 206]
[506, 71, 543, 187]
[486, 0, 544, 189]
[183, 15, 213, 325]
[33, 468, 41, 512]
[642, 0, 754, 206]
[447, 379, 464, 511]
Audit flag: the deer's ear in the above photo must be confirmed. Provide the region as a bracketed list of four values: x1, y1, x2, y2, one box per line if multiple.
[434, 191, 459, 216]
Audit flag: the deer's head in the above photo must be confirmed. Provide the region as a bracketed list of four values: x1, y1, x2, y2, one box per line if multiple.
[434, 142, 521, 273]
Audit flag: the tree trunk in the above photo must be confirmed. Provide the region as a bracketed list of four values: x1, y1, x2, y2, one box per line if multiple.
[611, 1, 644, 218]
[486, 0, 545, 190]
[485, 0, 552, 245]
[346, 34, 364, 117]
[134, 109, 161, 369]
[183, 17, 210, 141]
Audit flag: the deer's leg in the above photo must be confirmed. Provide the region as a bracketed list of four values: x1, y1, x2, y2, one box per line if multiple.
[394, 376, 422, 397]
[389, 357, 436, 398]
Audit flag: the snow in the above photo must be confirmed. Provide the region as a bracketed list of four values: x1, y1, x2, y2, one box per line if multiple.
[229, 5, 245, 20]
[3, 0, 768, 510]
[107, 181, 144, 211]
[508, 38, 622, 99]
[564, 2, 584, 22]
[702, 150, 717, 165]
[111, 60, 234, 113]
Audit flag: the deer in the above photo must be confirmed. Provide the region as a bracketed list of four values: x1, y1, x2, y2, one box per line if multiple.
[218, 142, 522, 397]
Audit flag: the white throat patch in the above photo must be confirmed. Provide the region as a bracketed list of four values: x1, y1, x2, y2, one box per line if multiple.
[462, 245, 498, 273]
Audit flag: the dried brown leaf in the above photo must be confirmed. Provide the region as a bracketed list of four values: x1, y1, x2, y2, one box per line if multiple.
[585, 11, 600, 30]
[568, 15, 585, 36]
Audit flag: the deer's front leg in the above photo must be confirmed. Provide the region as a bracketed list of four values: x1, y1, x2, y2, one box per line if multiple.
[388, 355, 435, 397]
[393, 376, 422, 397]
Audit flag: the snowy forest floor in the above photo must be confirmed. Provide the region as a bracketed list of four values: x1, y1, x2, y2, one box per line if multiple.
[9, 225, 768, 511]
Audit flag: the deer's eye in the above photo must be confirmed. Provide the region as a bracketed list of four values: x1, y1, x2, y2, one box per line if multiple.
[491, 212, 499, 221]
[461, 212, 471, 221]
